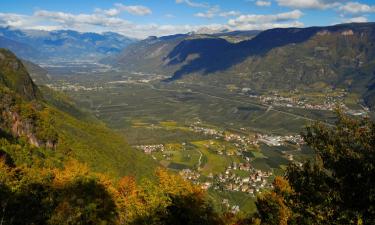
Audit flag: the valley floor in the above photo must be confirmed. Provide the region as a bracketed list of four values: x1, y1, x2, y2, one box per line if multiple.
[46, 71, 371, 213]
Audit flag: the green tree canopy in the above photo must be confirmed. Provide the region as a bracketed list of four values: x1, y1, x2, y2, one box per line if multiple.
[256, 113, 375, 225]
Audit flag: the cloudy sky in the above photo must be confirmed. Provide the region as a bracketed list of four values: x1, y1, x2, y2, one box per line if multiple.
[0, 0, 374, 38]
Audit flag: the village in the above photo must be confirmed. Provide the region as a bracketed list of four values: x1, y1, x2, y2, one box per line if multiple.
[189, 122, 305, 148]
[46, 82, 104, 92]
[241, 88, 369, 116]
[134, 122, 305, 204]
[178, 161, 273, 196]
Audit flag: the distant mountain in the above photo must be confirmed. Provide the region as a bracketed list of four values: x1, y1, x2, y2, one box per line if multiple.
[0, 27, 137, 62]
[113, 23, 375, 109]
[113, 30, 259, 74]
[112, 34, 189, 74]
[0, 35, 41, 59]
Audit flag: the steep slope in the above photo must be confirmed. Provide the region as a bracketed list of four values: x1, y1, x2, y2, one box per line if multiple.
[114, 34, 189, 74]
[165, 23, 375, 80]
[0, 48, 157, 179]
[114, 31, 260, 75]
[0, 49, 41, 100]
[22, 60, 50, 85]
[0, 27, 137, 61]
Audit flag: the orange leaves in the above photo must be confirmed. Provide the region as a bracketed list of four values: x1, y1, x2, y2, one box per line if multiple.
[255, 177, 294, 225]
[156, 168, 204, 197]
[52, 159, 90, 187]
[273, 176, 293, 197]
[257, 191, 292, 225]
[118, 176, 137, 197]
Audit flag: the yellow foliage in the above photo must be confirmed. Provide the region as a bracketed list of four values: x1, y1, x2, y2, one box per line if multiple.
[52, 159, 90, 187]
[273, 176, 293, 196]
[156, 168, 203, 197]
[258, 191, 292, 225]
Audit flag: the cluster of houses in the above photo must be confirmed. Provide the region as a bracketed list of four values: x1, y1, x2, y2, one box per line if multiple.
[134, 144, 165, 154]
[47, 83, 103, 92]
[134, 123, 304, 199]
[246, 91, 369, 116]
[189, 124, 224, 137]
[222, 199, 241, 214]
[179, 162, 273, 197]
[179, 169, 201, 181]
[213, 164, 273, 196]
[256, 94, 346, 111]
[257, 134, 304, 147]
[191, 122, 304, 148]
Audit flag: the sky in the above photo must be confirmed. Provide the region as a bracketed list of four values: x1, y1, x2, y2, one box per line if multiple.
[0, 0, 374, 38]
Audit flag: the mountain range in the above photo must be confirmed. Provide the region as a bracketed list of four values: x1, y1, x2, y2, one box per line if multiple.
[1, 23, 374, 109]
[113, 22, 375, 109]
[0, 26, 136, 62]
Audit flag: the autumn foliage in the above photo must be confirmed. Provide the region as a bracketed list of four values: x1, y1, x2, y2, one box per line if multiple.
[255, 113, 375, 225]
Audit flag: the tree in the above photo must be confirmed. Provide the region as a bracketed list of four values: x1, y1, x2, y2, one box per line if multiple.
[0, 159, 118, 225]
[256, 113, 375, 224]
[256, 177, 292, 225]
[119, 169, 224, 225]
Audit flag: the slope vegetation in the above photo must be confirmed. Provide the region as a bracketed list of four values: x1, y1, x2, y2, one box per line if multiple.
[0, 48, 157, 179]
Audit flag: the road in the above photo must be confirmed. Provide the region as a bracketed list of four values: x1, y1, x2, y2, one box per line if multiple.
[197, 150, 203, 169]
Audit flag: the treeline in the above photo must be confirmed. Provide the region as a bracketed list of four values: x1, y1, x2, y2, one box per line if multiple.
[1, 112, 374, 225]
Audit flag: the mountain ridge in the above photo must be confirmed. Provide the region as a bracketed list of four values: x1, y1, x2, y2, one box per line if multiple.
[0, 26, 137, 62]
[113, 22, 375, 109]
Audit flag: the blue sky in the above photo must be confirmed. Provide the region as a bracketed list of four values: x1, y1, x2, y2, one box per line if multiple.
[0, 0, 374, 38]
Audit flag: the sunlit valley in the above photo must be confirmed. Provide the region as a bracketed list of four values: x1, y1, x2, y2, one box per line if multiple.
[1, 1, 375, 224]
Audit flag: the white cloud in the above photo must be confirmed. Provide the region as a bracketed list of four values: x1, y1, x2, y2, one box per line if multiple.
[175, 0, 209, 8]
[0, 13, 33, 27]
[194, 6, 220, 18]
[195, 5, 241, 19]
[94, 3, 151, 16]
[276, 0, 341, 9]
[114, 3, 152, 16]
[0, 11, 224, 38]
[219, 11, 241, 17]
[228, 10, 303, 26]
[339, 2, 375, 14]
[165, 14, 175, 18]
[228, 21, 304, 30]
[0, 6, 305, 39]
[256, 1, 272, 7]
[228, 10, 304, 30]
[34, 10, 131, 28]
[343, 16, 368, 23]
